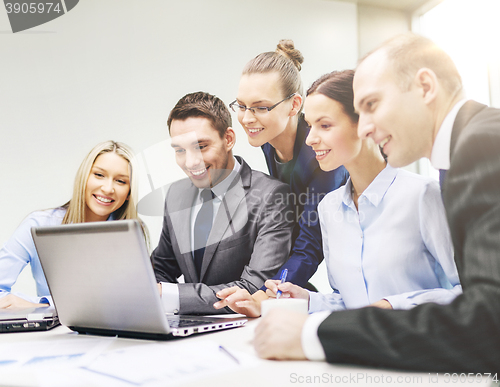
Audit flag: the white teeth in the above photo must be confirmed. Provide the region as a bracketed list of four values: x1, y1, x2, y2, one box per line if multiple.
[191, 168, 207, 176]
[379, 136, 391, 148]
[248, 128, 263, 134]
[96, 195, 112, 203]
[315, 150, 330, 156]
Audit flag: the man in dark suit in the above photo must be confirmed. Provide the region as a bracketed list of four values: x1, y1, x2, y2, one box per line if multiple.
[153, 91, 294, 315]
[253, 34, 500, 372]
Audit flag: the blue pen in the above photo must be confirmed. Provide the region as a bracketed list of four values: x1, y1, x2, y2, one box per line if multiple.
[275, 268, 288, 299]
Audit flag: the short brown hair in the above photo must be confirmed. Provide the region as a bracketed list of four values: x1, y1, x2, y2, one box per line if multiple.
[167, 91, 232, 138]
[360, 33, 463, 98]
[243, 39, 304, 110]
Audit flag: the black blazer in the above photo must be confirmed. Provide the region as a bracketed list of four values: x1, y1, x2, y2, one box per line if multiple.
[316, 101, 500, 372]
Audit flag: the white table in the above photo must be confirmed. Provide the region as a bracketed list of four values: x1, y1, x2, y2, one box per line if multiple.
[0, 318, 493, 387]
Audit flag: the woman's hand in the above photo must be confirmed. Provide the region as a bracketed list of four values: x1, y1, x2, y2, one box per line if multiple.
[0, 294, 49, 310]
[369, 299, 393, 309]
[264, 279, 310, 301]
[213, 287, 266, 317]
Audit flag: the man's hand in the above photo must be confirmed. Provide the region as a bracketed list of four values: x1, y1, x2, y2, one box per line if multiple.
[264, 279, 310, 302]
[0, 294, 49, 310]
[254, 309, 308, 360]
[370, 299, 393, 309]
[214, 287, 264, 317]
[157, 283, 162, 297]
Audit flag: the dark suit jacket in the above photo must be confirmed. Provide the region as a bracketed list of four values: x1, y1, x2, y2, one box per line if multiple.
[262, 114, 349, 287]
[316, 101, 500, 372]
[152, 156, 294, 315]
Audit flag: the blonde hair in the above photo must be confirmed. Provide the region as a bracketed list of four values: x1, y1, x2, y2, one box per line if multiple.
[62, 140, 139, 224]
[242, 39, 304, 110]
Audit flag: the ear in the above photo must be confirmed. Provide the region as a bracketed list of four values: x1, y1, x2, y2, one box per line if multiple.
[414, 68, 439, 105]
[224, 127, 236, 152]
[289, 94, 303, 117]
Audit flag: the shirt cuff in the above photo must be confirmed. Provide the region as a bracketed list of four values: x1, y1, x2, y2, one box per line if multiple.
[301, 311, 330, 361]
[307, 290, 324, 313]
[383, 295, 406, 310]
[161, 282, 180, 314]
[39, 296, 52, 306]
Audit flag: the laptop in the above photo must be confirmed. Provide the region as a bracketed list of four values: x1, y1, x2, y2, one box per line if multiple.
[30, 220, 246, 339]
[0, 306, 59, 333]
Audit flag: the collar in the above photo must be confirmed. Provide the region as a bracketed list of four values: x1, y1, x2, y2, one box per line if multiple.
[341, 164, 397, 210]
[198, 156, 241, 201]
[430, 99, 468, 170]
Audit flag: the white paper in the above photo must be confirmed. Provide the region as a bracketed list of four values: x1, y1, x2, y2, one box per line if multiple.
[84, 340, 257, 386]
[0, 336, 114, 371]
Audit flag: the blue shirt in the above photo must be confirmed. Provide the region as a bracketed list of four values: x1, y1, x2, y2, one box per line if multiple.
[0, 207, 118, 306]
[310, 165, 462, 312]
[0, 208, 67, 305]
[262, 114, 349, 287]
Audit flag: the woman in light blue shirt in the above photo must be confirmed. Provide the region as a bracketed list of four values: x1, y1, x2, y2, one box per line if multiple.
[0, 140, 145, 309]
[217, 70, 461, 315]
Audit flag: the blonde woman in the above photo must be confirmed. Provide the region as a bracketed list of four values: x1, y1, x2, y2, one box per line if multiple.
[0, 140, 144, 309]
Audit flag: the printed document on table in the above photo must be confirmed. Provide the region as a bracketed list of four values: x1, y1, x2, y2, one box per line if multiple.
[83, 340, 258, 386]
[0, 336, 113, 370]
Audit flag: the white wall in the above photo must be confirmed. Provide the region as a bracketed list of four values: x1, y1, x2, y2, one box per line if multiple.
[357, 4, 410, 58]
[1, 0, 358, 295]
[357, 4, 435, 177]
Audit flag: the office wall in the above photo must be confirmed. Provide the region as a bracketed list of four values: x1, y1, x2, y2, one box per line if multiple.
[357, 4, 410, 58]
[0, 0, 358, 295]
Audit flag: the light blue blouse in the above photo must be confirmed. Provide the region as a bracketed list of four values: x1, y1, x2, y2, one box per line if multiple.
[310, 165, 462, 312]
[0, 208, 67, 305]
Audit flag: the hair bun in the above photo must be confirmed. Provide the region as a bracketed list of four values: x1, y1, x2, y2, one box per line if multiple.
[276, 39, 304, 71]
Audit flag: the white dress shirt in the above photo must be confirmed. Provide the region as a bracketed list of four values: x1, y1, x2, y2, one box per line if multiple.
[301, 165, 461, 360]
[161, 157, 241, 313]
[430, 99, 468, 170]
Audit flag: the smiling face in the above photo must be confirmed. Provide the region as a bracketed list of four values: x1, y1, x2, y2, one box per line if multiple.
[304, 93, 361, 171]
[170, 117, 235, 189]
[84, 152, 131, 222]
[236, 72, 296, 147]
[354, 50, 434, 167]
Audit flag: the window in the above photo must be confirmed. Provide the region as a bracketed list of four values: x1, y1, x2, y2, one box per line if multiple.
[410, 0, 500, 178]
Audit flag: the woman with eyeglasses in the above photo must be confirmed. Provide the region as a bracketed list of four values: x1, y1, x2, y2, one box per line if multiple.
[216, 70, 461, 320]
[0, 140, 147, 309]
[215, 40, 348, 308]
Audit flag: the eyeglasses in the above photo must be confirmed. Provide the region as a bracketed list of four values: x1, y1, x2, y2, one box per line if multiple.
[229, 93, 295, 116]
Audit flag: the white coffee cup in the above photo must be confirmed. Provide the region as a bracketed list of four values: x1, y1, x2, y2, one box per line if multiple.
[261, 298, 308, 317]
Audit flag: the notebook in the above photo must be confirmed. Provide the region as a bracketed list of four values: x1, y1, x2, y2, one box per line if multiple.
[0, 306, 59, 333]
[30, 220, 246, 339]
